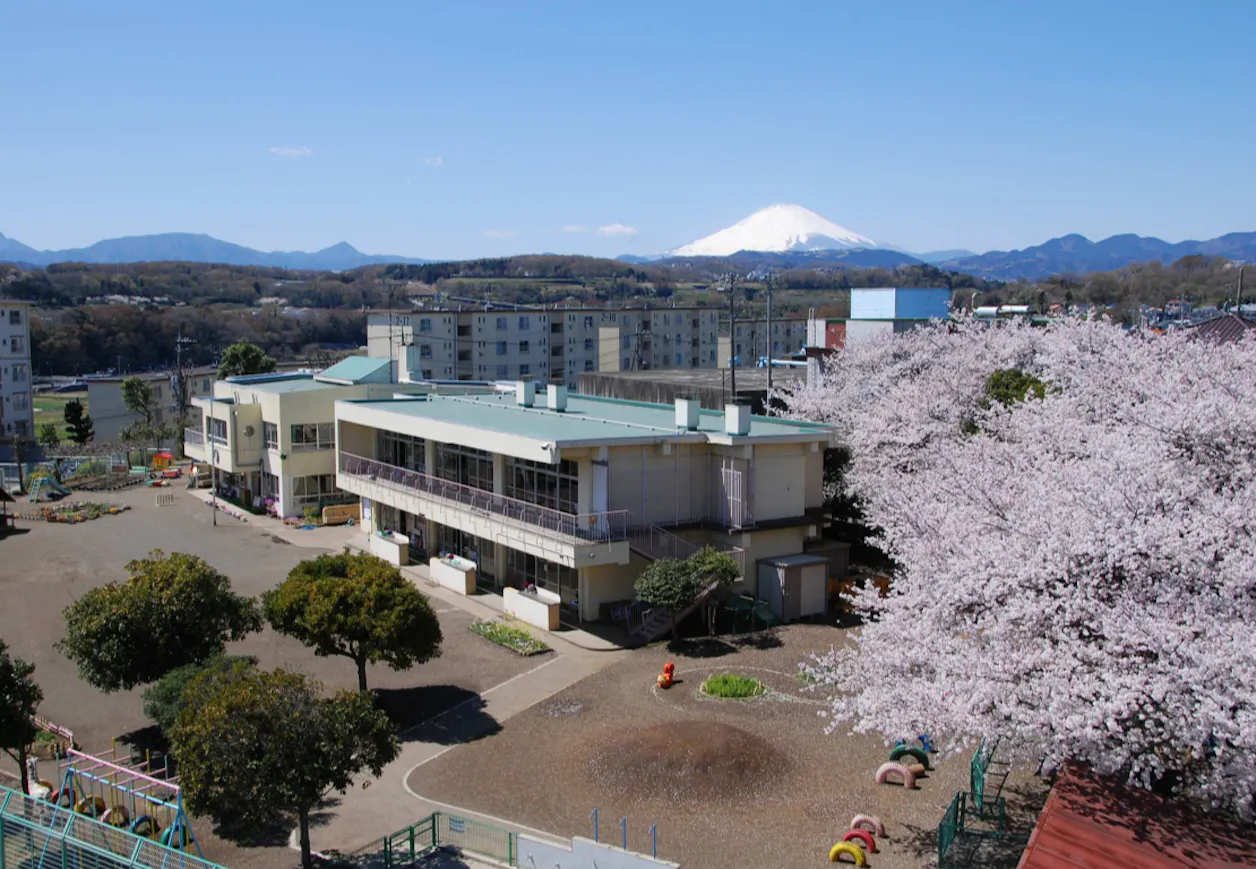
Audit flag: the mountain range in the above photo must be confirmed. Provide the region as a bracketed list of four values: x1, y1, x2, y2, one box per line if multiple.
[0, 232, 429, 271]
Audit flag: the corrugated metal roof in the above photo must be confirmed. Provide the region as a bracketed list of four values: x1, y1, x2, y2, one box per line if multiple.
[1189, 314, 1256, 345]
[1017, 766, 1256, 869]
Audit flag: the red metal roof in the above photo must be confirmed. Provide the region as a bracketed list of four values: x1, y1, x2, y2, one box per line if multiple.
[1018, 766, 1256, 869]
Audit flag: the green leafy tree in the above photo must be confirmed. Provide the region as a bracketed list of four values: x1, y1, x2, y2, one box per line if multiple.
[687, 546, 742, 588]
[263, 551, 442, 691]
[0, 639, 43, 796]
[58, 550, 262, 692]
[63, 399, 94, 445]
[120, 376, 157, 425]
[36, 422, 60, 450]
[217, 339, 277, 379]
[170, 667, 399, 869]
[634, 557, 697, 641]
[984, 368, 1048, 409]
[141, 655, 258, 735]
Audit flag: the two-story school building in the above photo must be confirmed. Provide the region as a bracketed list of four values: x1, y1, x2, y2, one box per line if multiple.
[334, 382, 837, 625]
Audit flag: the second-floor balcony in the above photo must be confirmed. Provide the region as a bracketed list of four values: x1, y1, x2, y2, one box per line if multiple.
[339, 451, 629, 545]
[184, 427, 205, 447]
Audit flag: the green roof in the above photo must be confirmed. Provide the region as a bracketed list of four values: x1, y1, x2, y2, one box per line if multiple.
[344, 391, 831, 445]
[316, 356, 391, 385]
[241, 378, 330, 394]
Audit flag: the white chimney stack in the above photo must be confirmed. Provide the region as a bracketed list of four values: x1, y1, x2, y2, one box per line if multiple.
[724, 404, 751, 437]
[675, 397, 700, 430]
[547, 384, 568, 412]
[516, 381, 536, 407]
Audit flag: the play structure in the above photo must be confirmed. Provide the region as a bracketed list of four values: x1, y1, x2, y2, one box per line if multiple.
[873, 734, 934, 790]
[828, 814, 885, 864]
[42, 745, 203, 857]
[656, 661, 676, 689]
[27, 467, 72, 502]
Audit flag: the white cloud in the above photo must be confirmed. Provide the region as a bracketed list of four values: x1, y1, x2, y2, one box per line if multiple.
[422, 156, 444, 167]
[482, 229, 517, 239]
[561, 225, 589, 234]
[267, 146, 313, 158]
[595, 223, 639, 238]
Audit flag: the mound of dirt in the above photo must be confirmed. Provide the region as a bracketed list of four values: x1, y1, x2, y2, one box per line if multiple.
[587, 721, 790, 803]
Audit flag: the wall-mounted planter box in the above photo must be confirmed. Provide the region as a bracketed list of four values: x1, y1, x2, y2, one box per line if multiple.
[430, 554, 477, 595]
[369, 531, 410, 567]
[504, 586, 561, 631]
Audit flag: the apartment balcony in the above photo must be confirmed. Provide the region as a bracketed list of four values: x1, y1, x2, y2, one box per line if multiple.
[338, 452, 631, 569]
[183, 428, 206, 460]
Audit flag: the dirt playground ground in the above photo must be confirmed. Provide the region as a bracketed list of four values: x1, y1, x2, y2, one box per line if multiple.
[0, 485, 536, 869]
[413, 626, 1047, 869]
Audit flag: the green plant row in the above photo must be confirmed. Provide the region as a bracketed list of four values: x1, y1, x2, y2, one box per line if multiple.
[469, 620, 550, 656]
[701, 673, 767, 699]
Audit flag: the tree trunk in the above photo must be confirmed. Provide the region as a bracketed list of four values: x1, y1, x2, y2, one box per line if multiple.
[356, 657, 368, 693]
[17, 744, 29, 796]
[298, 807, 313, 869]
[670, 611, 678, 642]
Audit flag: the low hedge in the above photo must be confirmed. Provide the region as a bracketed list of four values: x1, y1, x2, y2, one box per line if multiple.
[701, 673, 767, 699]
[470, 620, 550, 656]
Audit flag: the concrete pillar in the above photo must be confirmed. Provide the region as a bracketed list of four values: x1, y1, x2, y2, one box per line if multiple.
[492, 453, 505, 495]
[592, 447, 609, 513]
[495, 542, 509, 588]
[424, 438, 436, 476]
[279, 475, 295, 519]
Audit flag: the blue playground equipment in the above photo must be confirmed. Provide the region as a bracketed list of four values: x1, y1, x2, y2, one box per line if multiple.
[50, 747, 203, 858]
[28, 472, 72, 502]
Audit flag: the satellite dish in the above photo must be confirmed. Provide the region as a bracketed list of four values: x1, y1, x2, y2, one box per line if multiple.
[242, 425, 255, 438]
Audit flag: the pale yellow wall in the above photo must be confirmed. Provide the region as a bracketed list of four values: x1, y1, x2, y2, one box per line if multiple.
[581, 551, 652, 621]
[751, 443, 808, 521]
[804, 447, 824, 509]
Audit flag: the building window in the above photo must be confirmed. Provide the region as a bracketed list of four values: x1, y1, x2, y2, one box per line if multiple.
[209, 417, 228, 444]
[12, 392, 28, 411]
[584, 359, 594, 372]
[10, 364, 25, 383]
[519, 316, 530, 329]
[496, 341, 507, 356]
[496, 364, 508, 378]
[420, 344, 433, 358]
[261, 471, 279, 498]
[496, 316, 508, 330]
[14, 420, 27, 436]
[419, 318, 432, 333]
[506, 549, 578, 612]
[675, 353, 682, 365]
[622, 357, 629, 368]
[291, 422, 334, 451]
[584, 316, 594, 328]
[10, 337, 22, 354]
[291, 473, 343, 507]
[422, 368, 433, 379]
[8, 310, 20, 325]
[622, 336, 631, 349]
[583, 338, 594, 351]
[518, 340, 529, 354]
[520, 364, 531, 376]
[435, 442, 493, 492]
[201, 378, 210, 391]
[263, 422, 278, 449]
[376, 430, 425, 471]
[505, 456, 579, 514]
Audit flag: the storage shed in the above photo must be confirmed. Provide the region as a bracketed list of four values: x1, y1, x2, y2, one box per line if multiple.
[756, 554, 829, 622]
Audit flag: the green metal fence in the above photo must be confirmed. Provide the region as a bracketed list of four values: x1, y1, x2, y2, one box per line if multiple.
[970, 738, 994, 810]
[937, 791, 962, 869]
[361, 812, 516, 869]
[0, 786, 227, 869]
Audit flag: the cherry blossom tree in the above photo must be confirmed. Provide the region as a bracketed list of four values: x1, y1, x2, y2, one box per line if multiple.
[785, 316, 1256, 817]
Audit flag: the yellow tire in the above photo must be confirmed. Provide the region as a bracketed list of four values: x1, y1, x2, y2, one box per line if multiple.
[829, 841, 867, 865]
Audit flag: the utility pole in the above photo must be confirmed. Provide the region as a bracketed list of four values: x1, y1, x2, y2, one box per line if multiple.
[726, 273, 739, 399]
[765, 272, 775, 398]
[173, 329, 195, 423]
[1238, 267, 1245, 315]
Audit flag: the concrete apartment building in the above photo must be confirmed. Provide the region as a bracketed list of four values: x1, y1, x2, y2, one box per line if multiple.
[805, 286, 952, 351]
[367, 307, 725, 388]
[87, 366, 220, 443]
[334, 383, 836, 627]
[716, 317, 808, 368]
[183, 357, 488, 518]
[0, 300, 33, 438]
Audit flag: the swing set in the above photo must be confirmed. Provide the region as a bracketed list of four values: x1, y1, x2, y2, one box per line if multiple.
[38, 745, 203, 858]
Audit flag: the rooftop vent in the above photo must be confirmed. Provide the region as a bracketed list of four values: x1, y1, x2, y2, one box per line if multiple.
[675, 397, 700, 431]
[516, 380, 536, 407]
[724, 403, 751, 437]
[547, 384, 568, 412]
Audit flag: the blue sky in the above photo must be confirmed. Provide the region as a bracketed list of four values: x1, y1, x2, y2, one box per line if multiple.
[3, 1, 1254, 260]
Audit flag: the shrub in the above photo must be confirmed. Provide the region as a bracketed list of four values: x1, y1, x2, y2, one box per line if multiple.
[469, 620, 550, 656]
[701, 673, 766, 699]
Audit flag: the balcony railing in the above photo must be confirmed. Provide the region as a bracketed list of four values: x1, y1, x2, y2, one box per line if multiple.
[184, 428, 205, 447]
[339, 451, 629, 544]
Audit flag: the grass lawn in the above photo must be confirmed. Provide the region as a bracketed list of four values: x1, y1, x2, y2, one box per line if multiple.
[33, 391, 88, 441]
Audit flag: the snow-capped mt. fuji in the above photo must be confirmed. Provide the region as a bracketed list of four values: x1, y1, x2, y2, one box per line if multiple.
[669, 204, 876, 257]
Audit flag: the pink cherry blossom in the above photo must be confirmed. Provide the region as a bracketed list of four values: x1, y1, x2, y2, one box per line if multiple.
[784, 316, 1256, 817]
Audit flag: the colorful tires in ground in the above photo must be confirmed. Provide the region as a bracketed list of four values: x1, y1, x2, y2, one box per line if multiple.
[889, 745, 930, 769]
[74, 796, 107, 817]
[875, 761, 918, 789]
[130, 815, 160, 837]
[101, 806, 130, 827]
[161, 825, 189, 849]
[843, 829, 877, 853]
[829, 841, 867, 865]
[850, 814, 886, 838]
[50, 789, 74, 808]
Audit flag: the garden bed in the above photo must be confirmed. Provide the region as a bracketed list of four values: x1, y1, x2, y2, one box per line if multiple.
[700, 673, 767, 699]
[18, 502, 130, 523]
[469, 619, 551, 656]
